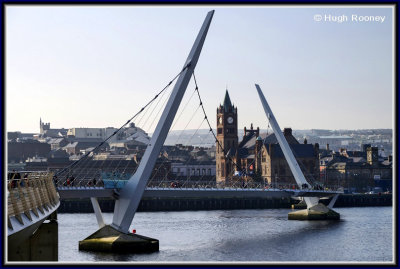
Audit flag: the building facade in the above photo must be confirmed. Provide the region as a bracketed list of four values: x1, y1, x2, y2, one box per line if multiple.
[216, 90, 320, 186]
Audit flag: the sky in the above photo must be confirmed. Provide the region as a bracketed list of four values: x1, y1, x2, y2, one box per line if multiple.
[6, 5, 394, 134]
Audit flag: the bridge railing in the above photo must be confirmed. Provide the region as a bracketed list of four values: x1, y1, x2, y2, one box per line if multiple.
[54, 176, 343, 192]
[145, 180, 342, 192]
[7, 172, 60, 225]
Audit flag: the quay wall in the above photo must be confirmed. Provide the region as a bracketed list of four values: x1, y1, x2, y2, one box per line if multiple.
[57, 194, 392, 213]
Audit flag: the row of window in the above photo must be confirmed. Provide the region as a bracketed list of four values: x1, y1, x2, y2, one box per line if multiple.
[86, 133, 101, 137]
[172, 168, 212, 176]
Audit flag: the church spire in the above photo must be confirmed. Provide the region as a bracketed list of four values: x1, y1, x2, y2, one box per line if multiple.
[223, 89, 233, 112]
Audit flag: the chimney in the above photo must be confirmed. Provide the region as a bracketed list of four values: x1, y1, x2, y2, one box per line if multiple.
[256, 127, 260, 137]
[283, 128, 292, 137]
[251, 123, 253, 130]
[367, 147, 379, 165]
[314, 143, 319, 154]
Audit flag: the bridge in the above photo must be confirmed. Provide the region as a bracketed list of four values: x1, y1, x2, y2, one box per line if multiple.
[45, 10, 341, 253]
[57, 185, 342, 199]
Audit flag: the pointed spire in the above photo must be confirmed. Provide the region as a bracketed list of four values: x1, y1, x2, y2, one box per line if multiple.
[223, 89, 233, 112]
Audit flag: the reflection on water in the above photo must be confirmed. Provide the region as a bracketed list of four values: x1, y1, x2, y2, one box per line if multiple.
[58, 207, 392, 262]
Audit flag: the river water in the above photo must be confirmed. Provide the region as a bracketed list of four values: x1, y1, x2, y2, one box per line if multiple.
[58, 207, 393, 263]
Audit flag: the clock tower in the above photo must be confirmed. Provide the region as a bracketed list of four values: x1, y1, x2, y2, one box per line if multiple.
[216, 90, 238, 184]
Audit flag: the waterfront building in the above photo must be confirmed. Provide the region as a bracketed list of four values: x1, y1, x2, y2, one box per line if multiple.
[216, 90, 319, 185]
[171, 160, 215, 178]
[66, 122, 150, 145]
[319, 146, 392, 192]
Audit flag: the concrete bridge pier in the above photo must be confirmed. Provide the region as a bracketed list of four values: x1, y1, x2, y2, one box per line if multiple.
[79, 225, 159, 253]
[288, 203, 340, 220]
[288, 195, 340, 220]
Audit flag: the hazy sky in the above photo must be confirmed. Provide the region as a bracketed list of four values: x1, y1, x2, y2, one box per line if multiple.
[6, 6, 394, 133]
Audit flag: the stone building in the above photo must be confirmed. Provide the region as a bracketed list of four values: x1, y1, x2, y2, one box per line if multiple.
[321, 146, 392, 192]
[39, 118, 68, 138]
[215, 90, 319, 186]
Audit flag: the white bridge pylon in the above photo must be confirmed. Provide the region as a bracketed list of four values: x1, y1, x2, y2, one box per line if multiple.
[255, 84, 320, 208]
[108, 11, 215, 233]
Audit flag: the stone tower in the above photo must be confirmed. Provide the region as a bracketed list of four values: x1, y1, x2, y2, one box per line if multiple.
[216, 90, 238, 183]
[40, 118, 50, 134]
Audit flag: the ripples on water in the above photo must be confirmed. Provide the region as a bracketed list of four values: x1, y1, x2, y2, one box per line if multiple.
[58, 207, 393, 262]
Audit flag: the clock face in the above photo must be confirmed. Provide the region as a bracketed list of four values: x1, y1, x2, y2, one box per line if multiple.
[227, 117, 234, 124]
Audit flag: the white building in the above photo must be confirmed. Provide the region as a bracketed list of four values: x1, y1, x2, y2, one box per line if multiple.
[67, 123, 150, 145]
[171, 161, 216, 177]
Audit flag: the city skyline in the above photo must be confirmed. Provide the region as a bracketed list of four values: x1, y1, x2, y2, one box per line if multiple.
[6, 6, 394, 133]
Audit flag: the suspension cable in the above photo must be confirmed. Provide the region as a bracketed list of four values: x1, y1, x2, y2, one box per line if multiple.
[55, 63, 190, 177]
[192, 72, 241, 172]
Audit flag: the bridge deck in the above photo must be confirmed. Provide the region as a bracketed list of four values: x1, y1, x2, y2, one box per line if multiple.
[57, 186, 342, 200]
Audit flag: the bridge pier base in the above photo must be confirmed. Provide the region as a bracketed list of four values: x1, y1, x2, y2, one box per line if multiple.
[288, 203, 340, 220]
[79, 225, 159, 253]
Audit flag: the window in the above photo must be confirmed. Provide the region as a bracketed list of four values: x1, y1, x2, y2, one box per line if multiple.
[218, 128, 222, 134]
[202, 168, 206, 175]
[197, 169, 200, 176]
[208, 168, 211, 175]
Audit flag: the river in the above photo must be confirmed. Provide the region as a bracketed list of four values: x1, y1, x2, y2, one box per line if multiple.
[58, 207, 393, 263]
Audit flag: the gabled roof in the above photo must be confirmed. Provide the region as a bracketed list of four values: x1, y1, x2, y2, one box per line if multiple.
[64, 142, 79, 148]
[265, 143, 315, 158]
[48, 149, 69, 159]
[349, 157, 366, 163]
[48, 138, 65, 144]
[43, 129, 63, 138]
[239, 132, 299, 150]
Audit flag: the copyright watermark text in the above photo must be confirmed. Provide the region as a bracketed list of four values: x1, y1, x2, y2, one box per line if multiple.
[314, 14, 386, 23]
